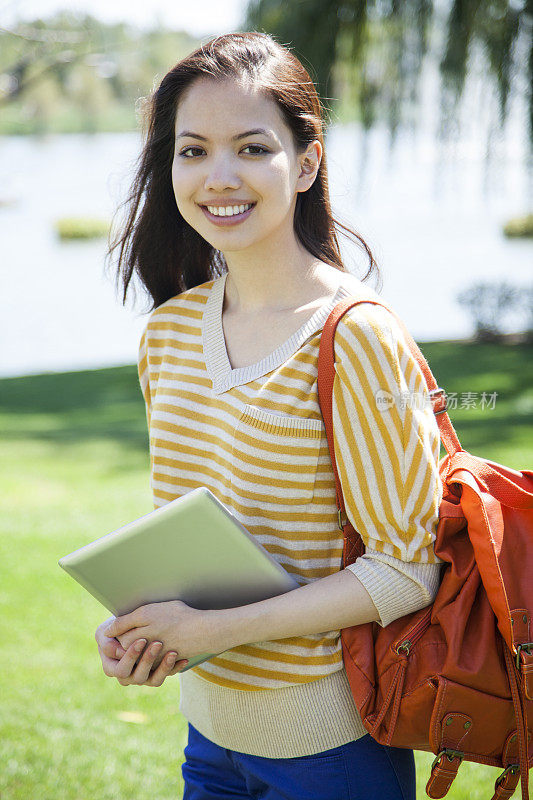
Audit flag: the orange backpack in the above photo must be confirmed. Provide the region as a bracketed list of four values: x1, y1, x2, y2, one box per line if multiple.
[317, 296, 533, 800]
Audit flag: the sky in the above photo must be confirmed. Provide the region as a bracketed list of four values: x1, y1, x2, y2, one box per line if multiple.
[1, 0, 249, 36]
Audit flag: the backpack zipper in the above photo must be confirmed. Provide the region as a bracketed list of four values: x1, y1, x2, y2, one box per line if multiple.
[393, 606, 433, 656]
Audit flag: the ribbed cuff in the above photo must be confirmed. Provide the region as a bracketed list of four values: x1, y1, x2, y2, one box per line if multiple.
[345, 549, 443, 628]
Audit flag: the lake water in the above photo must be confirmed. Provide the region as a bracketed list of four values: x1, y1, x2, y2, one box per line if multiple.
[1, 113, 531, 378]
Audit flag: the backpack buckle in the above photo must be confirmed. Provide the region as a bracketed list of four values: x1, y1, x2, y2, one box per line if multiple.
[515, 642, 533, 670]
[516, 643, 533, 700]
[495, 764, 520, 787]
[429, 388, 448, 415]
[431, 749, 464, 770]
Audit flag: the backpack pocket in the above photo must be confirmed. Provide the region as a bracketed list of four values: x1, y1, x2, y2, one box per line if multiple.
[429, 675, 518, 762]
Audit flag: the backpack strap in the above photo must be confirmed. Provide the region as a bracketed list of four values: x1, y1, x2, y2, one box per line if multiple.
[503, 645, 531, 800]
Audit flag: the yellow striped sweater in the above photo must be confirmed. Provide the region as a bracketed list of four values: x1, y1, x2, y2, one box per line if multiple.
[137, 272, 444, 757]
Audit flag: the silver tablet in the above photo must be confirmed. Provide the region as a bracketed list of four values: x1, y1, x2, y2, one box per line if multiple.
[59, 486, 300, 670]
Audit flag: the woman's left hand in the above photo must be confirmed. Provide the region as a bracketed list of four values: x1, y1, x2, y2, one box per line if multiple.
[104, 600, 224, 666]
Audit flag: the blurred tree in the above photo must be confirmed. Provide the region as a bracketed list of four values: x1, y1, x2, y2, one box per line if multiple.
[456, 280, 523, 340]
[518, 285, 533, 339]
[0, 0, 530, 159]
[0, 12, 199, 134]
[76, 67, 115, 133]
[23, 73, 63, 134]
[244, 0, 532, 168]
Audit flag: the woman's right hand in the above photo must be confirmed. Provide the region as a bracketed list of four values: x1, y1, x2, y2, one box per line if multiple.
[95, 616, 188, 687]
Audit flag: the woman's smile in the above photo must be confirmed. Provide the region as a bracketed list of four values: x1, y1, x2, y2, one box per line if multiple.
[199, 202, 257, 226]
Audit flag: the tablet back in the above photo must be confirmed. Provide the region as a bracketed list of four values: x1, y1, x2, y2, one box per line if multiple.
[59, 487, 300, 670]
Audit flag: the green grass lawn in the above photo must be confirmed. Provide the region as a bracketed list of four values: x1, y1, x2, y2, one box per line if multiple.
[1, 340, 531, 799]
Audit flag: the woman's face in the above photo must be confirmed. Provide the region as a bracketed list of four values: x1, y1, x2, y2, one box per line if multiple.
[171, 77, 319, 253]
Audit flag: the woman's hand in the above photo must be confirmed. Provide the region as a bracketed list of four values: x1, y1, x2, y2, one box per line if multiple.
[95, 616, 189, 687]
[112, 628, 169, 671]
[103, 600, 225, 663]
[95, 615, 127, 666]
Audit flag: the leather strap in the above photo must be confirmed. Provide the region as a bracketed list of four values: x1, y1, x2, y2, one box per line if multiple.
[511, 610, 531, 647]
[426, 752, 462, 799]
[492, 728, 532, 800]
[492, 765, 521, 800]
[519, 648, 533, 701]
[368, 659, 408, 745]
[504, 644, 530, 800]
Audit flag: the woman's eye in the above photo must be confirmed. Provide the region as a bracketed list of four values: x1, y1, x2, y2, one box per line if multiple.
[179, 146, 203, 158]
[241, 145, 269, 155]
[178, 144, 269, 158]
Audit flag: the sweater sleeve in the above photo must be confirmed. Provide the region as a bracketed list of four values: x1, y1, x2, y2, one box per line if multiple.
[137, 323, 152, 430]
[331, 303, 444, 628]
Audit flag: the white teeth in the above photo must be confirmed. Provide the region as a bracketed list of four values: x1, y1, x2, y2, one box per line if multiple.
[206, 203, 253, 217]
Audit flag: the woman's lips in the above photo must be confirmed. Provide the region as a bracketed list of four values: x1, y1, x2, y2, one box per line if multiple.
[200, 203, 256, 226]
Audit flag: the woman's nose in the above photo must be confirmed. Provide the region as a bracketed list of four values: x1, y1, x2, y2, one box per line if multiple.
[203, 159, 240, 192]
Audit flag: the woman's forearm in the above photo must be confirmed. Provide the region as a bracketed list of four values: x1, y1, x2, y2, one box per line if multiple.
[209, 568, 380, 652]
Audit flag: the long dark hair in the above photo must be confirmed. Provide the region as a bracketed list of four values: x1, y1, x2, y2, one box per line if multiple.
[106, 31, 381, 312]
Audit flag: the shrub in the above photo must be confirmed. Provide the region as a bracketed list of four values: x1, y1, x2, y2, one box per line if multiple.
[456, 281, 522, 341]
[503, 213, 533, 238]
[55, 217, 110, 240]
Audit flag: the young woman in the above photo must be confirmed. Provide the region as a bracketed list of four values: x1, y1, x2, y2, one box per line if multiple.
[96, 31, 443, 800]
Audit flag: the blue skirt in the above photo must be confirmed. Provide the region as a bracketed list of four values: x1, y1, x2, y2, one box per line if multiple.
[181, 723, 416, 800]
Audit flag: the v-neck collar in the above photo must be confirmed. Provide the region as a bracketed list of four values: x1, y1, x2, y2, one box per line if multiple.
[202, 272, 355, 394]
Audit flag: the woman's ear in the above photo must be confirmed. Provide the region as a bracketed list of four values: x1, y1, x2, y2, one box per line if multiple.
[297, 140, 322, 191]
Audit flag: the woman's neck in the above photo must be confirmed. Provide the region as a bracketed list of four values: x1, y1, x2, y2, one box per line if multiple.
[223, 258, 346, 316]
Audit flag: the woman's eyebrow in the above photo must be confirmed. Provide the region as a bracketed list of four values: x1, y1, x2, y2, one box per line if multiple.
[175, 128, 273, 141]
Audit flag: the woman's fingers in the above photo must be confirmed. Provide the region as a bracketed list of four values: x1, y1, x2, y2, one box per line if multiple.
[100, 647, 128, 677]
[95, 615, 116, 644]
[114, 638, 149, 680]
[128, 641, 163, 684]
[98, 632, 189, 687]
[144, 652, 189, 687]
[116, 629, 142, 652]
[105, 608, 144, 639]
[143, 650, 179, 687]
[115, 641, 189, 687]
[116, 639, 166, 684]
[167, 658, 189, 676]
[100, 637, 126, 660]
